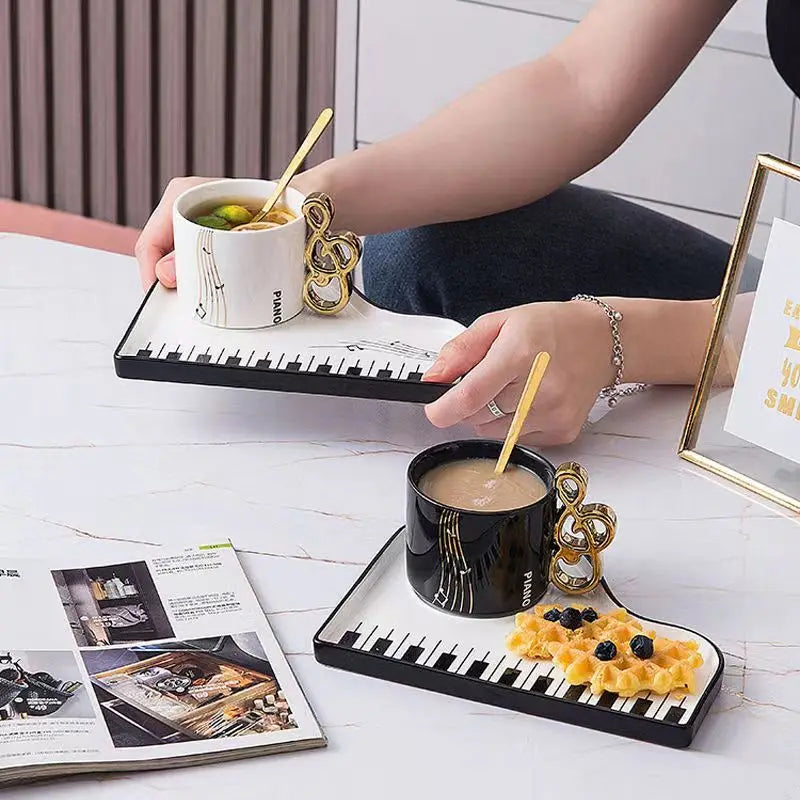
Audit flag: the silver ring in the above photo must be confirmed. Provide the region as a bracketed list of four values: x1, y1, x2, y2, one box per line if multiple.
[486, 399, 506, 419]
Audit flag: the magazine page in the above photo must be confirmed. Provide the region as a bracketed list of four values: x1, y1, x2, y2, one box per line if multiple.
[0, 542, 323, 776]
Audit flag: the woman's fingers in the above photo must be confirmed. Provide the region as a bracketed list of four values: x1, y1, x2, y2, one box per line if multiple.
[463, 383, 521, 426]
[135, 203, 174, 290]
[425, 322, 521, 428]
[423, 314, 504, 384]
[473, 398, 582, 447]
[135, 176, 214, 291]
[155, 252, 177, 288]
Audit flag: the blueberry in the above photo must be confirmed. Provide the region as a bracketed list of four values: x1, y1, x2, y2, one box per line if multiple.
[543, 608, 561, 622]
[559, 607, 583, 630]
[630, 635, 654, 659]
[594, 641, 617, 661]
[580, 607, 598, 622]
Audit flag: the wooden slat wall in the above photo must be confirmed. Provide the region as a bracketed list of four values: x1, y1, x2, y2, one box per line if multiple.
[0, 0, 336, 229]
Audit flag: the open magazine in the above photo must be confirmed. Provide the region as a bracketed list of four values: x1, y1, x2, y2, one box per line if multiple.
[0, 542, 324, 785]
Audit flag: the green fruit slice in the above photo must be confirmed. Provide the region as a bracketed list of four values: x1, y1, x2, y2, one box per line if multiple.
[210, 204, 253, 225]
[193, 215, 232, 230]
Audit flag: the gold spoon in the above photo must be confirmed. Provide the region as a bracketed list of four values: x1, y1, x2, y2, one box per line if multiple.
[234, 107, 334, 230]
[494, 351, 551, 475]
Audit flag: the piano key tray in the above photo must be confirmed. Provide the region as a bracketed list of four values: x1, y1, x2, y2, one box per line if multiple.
[115, 284, 464, 403]
[314, 529, 724, 748]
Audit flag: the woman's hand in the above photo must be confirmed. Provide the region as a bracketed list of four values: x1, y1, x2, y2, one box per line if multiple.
[135, 176, 218, 291]
[423, 301, 616, 446]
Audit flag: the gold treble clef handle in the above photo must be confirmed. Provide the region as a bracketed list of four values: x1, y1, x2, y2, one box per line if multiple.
[302, 192, 362, 315]
[550, 461, 616, 594]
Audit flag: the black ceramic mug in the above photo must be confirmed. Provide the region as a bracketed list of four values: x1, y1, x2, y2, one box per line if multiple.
[406, 440, 616, 618]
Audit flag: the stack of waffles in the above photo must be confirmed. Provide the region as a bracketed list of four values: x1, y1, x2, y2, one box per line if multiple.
[507, 605, 703, 697]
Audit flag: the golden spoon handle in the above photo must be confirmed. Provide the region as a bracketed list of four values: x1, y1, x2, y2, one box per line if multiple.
[248, 107, 334, 225]
[494, 351, 551, 475]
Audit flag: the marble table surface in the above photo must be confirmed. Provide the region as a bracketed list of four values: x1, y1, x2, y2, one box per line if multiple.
[1, 233, 799, 798]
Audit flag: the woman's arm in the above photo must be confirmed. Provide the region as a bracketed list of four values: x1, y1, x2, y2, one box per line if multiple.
[602, 297, 718, 385]
[297, 0, 736, 235]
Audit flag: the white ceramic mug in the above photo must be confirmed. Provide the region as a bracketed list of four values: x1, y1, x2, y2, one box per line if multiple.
[173, 178, 306, 329]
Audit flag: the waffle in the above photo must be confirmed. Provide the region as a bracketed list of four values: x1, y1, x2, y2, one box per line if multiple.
[506, 609, 574, 659]
[507, 604, 703, 696]
[548, 636, 704, 697]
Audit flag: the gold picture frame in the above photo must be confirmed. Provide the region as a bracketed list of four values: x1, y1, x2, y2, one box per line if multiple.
[678, 153, 800, 514]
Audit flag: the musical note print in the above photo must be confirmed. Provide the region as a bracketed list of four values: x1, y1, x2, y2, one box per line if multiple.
[433, 510, 474, 615]
[309, 339, 438, 360]
[195, 229, 227, 326]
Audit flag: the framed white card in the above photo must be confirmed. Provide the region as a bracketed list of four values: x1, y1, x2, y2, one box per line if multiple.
[724, 218, 800, 463]
[680, 154, 800, 514]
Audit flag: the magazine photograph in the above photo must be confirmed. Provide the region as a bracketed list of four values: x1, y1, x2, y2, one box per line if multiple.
[82, 634, 297, 747]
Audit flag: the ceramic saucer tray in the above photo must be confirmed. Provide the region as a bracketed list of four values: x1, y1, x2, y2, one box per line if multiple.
[314, 530, 724, 748]
[115, 285, 464, 403]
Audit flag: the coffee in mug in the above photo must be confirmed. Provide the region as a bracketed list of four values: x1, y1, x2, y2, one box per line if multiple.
[406, 440, 615, 618]
[416, 457, 548, 512]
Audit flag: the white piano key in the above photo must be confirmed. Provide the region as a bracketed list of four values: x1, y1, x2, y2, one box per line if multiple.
[421, 639, 443, 667]
[545, 677, 566, 698]
[610, 694, 629, 711]
[518, 661, 548, 691]
[356, 624, 380, 651]
[485, 655, 509, 683]
[645, 693, 671, 719]
[453, 646, 475, 674]
[459, 651, 492, 679]
[655, 694, 687, 722]
[388, 632, 410, 659]
[440, 646, 472, 674]
[619, 692, 650, 714]
[584, 690, 603, 707]
[558, 683, 592, 704]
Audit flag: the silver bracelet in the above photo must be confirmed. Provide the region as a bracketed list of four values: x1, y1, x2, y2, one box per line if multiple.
[571, 294, 649, 408]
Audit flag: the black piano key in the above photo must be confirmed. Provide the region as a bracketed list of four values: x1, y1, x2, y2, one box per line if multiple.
[563, 685, 585, 701]
[432, 653, 456, 671]
[225, 355, 241, 366]
[597, 691, 618, 708]
[630, 698, 652, 716]
[465, 660, 489, 679]
[316, 363, 332, 374]
[531, 676, 553, 693]
[285, 360, 302, 372]
[196, 353, 212, 364]
[401, 645, 424, 663]
[370, 637, 392, 655]
[338, 631, 360, 648]
[346, 366, 362, 376]
[136, 348, 152, 358]
[406, 371, 423, 382]
[498, 668, 521, 687]
[255, 358, 272, 369]
[166, 350, 181, 361]
[663, 706, 686, 723]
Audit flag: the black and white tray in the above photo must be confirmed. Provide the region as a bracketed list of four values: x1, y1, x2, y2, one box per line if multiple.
[115, 284, 464, 403]
[314, 530, 724, 748]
